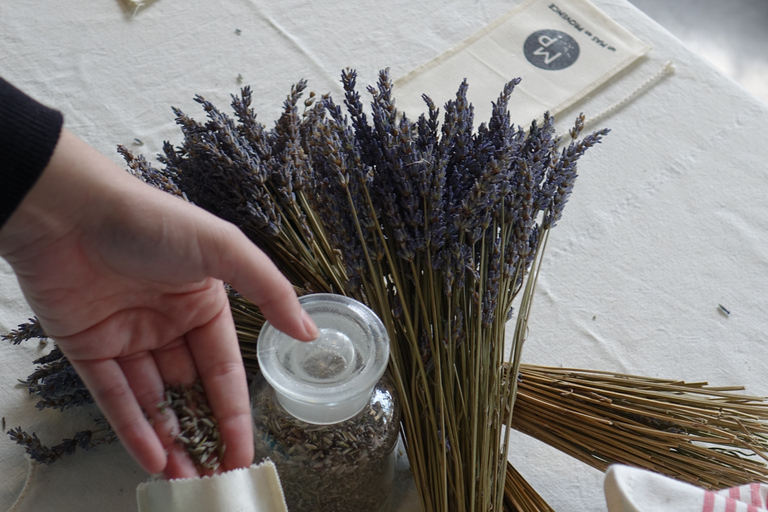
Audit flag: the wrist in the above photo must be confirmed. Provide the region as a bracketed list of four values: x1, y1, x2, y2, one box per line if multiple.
[0, 78, 64, 227]
[0, 129, 119, 263]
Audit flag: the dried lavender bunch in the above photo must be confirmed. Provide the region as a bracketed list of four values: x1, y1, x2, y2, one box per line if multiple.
[119, 82, 346, 295]
[304, 69, 607, 512]
[117, 144, 186, 199]
[122, 68, 606, 512]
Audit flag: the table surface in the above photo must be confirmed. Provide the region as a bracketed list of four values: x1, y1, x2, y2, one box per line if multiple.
[2, 1, 768, 510]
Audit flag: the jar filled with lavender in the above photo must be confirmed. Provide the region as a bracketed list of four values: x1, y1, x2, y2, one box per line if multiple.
[252, 293, 399, 512]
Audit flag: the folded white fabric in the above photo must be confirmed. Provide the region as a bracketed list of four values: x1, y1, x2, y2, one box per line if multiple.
[136, 461, 287, 512]
[605, 465, 768, 512]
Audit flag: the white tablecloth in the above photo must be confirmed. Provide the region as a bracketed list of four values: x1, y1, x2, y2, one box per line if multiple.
[2, 1, 768, 510]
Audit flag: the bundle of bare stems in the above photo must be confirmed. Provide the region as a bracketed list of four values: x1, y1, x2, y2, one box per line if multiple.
[512, 366, 768, 490]
[115, 68, 768, 510]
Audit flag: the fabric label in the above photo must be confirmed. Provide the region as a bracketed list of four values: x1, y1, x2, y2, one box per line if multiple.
[394, 0, 651, 125]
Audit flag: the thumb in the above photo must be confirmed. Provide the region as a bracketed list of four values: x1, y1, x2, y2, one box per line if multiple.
[198, 218, 318, 342]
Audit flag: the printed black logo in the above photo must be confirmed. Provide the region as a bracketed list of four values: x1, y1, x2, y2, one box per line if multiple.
[523, 29, 580, 70]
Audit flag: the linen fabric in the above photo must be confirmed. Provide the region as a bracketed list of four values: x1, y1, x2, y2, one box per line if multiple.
[2, 0, 768, 510]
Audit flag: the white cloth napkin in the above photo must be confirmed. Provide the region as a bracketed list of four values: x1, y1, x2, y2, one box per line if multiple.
[605, 465, 768, 512]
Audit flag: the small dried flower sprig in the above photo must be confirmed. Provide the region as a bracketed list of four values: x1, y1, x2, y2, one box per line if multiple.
[7, 418, 116, 465]
[2, 317, 45, 345]
[5, 319, 92, 411]
[4, 319, 117, 463]
[21, 346, 94, 411]
[158, 380, 225, 472]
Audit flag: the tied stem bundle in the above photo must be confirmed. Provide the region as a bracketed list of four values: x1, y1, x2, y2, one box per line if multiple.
[511, 365, 768, 489]
[121, 68, 607, 512]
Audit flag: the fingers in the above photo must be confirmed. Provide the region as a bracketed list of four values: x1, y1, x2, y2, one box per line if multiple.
[57, 282, 253, 478]
[199, 221, 318, 342]
[68, 358, 167, 475]
[118, 348, 200, 480]
[73, 350, 202, 479]
[186, 305, 254, 471]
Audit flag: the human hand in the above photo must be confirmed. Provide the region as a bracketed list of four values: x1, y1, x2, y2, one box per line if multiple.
[0, 129, 318, 479]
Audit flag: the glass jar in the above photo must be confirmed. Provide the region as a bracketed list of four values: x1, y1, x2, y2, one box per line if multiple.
[251, 293, 400, 512]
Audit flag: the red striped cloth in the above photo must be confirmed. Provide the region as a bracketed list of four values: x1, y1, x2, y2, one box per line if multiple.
[701, 483, 767, 512]
[605, 465, 768, 512]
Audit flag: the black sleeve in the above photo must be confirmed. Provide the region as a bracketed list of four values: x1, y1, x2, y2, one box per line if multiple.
[0, 77, 64, 228]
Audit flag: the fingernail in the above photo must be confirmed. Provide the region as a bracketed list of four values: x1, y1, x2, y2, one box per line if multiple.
[301, 309, 319, 341]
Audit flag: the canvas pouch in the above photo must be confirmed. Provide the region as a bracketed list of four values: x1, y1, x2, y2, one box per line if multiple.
[395, 0, 651, 124]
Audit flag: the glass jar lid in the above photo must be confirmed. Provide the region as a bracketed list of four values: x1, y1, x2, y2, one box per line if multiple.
[257, 294, 389, 424]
